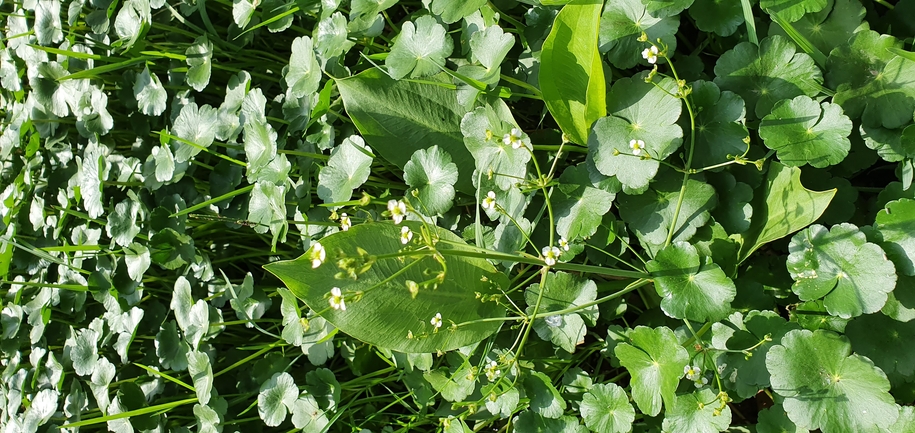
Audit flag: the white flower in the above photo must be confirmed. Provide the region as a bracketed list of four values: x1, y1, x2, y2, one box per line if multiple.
[484, 361, 501, 381]
[642, 46, 659, 64]
[502, 128, 524, 149]
[387, 199, 407, 224]
[401, 226, 413, 244]
[684, 365, 701, 381]
[558, 237, 570, 251]
[629, 139, 646, 156]
[340, 213, 351, 231]
[310, 242, 326, 268]
[430, 312, 443, 329]
[481, 191, 497, 210]
[542, 246, 561, 266]
[329, 287, 346, 311]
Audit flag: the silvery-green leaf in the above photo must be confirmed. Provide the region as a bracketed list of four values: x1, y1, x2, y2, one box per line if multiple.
[172, 102, 218, 162]
[187, 350, 214, 405]
[64, 327, 99, 376]
[33, 61, 73, 117]
[114, 0, 149, 48]
[22, 388, 59, 431]
[285, 36, 321, 99]
[229, 273, 272, 325]
[317, 136, 373, 205]
[316, 12, 352, 60]
[248, 181, 288, 248]
[0, 49, 21, 91]
[156, 321, 189, 371]
[89, 356, 115, 412]
[282, 90, 313, 132]
[75, 87, 114, 137]
[215, 71, 250, 140]
[259, 372, 299, 427]
[233, 0, 256, 28]
[152, 143, 175, 183]
[74, 139, 107, 218]
[349, 0, 397, 34]
[35, 0, 63, 45]
[385, 15, 453, 79]
[124, 243, 150, 281]
[470, 25, 514, 71]
[185, 35, 213, 92]
[291, 394, 329, 430]
[1, 304, 23, 340]
[134, 67, 167, 116]
[194, 403, 221, 433]
[184, 299, 209, 349]
[262, 0, 294, 32]
[278, 288, 306, 346]
[107, 199, 141, 247]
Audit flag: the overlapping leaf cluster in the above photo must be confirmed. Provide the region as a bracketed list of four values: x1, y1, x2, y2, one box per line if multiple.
[2, 0, 915, 432]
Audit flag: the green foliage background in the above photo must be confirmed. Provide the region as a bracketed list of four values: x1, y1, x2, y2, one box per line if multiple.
[2, 0, 915, 432]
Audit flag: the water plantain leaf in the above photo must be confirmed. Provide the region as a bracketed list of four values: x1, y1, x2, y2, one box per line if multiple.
[540, 0, 606, 146]
[337, 68, 474, 192]
[787, 223, 896, 318]
[737, 162, 835, 263]
[766, 329, 899, 432]
[264, 221, 508, 353]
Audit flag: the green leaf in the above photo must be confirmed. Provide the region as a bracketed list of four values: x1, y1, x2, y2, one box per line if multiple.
[706, 171, 753, 235]
[874, 198, 915, 276]
[186, 350, 213, 405]
[513, 412, 589, 433]
[525, 271, 598, 353]
[846, 312, 915, 380]
[470, 25, 514, 71]
[825, 30, 900, 93]
[524, 371, 566, 418]
[404, 146, 459, 216]
[833, 55, 915, 129]
[617, 171, 716, 256]
[580, 383, 635, 433]
[185, 35, 213, 92]
[107, 199, 141, 247]
[316, 12, 352, 59]
[248, 181, 288, 249]
[760, 0, 827, 22]
[461, 104, 531, 191]
[711, 310, 800, 398]
[317, 136, 373, 205]
[337, 68, 475, 192]
[737, 162, 835, 263]
[647, 242, 737, 322]
[690, 80, 749, 170]
[540, 0, 606, 145]
[152, 142, 175, 183]
[554, 164, 615, 241]
[64, 327, 99, 376]
[688, 0, 744, 36]
[386, 15, 453, 79]
[662, 388, 732, 433]
[714, 35, 822, 118]
[787, 223, 896, 318]
[232, 0, 256, 28]
[758, 95, 852, 168]
[589, 75, 683, 193]
[768, 0, 865, 57]
[756, 405, 806, 433]
[285, 36, 322, 99]
[425, 364, 476, 402]
[150, 228, 195, 270]
[599, 0, 680, 69]
[172, 102, 218, 163]
[860, 124, 915, 163]
[134, 67, 167, 116]
[766, 329, 899, 432]
[642, 0, 694, 18]
[264, 221, 508, 353]
[430, 0, 487, 24]
[258, 372, 299, 427]
[614, 326, 689, 416]
[291, 394, 329, 431]
[262, 0, 294, 32]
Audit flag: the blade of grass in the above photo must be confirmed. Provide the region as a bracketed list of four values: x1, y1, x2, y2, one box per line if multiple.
[740, 0, 758, 45]
[59, 397, 198, 428]
[888, 47, 915, 62]
[768, 8, 827, 68]
[172, 184, 256, 217]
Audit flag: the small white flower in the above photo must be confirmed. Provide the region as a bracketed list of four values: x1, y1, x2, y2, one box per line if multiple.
[642, 46, 659, 64]
[684, 365, 701, 381]
[481, 191, 497, 210]
[340, 213, 351, 231]
[629, 139, 646, 156]
[502, 128, 524, 149]
[329, 287, 346, 311]
[485, 361, 501, 381]
[310, 242, 326, 268]
[558, 237, 570, 251]
[430, 312, 443, 329]
[387, 199, 407, 224]
[400, 226, 413, 244]
[542, 246, 561, 266]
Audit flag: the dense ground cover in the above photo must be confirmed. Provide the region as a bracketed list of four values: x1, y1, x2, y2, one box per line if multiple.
[2, 0, 915, 431]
